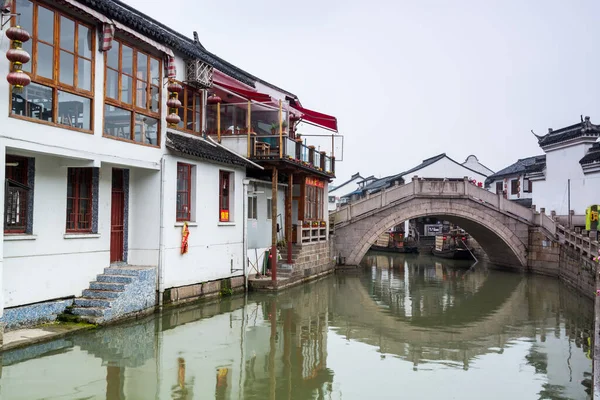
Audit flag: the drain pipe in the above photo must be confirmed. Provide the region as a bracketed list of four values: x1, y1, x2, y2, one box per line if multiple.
[158, 156, 167, 308]
[242, 178, 249, 292]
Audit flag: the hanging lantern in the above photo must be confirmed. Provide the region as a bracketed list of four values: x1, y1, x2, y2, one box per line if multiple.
[6, 26, 30, 45]
[207, 93, 221, 104]
[7, 70, 31, 89]
[6, 48, 30, 66]
[5, 26, 32, 92]
[166, 97, 182, 108]
[167, 81, 183, 93]
[166, 113, 181, 125]
[165, 80, 183, 127]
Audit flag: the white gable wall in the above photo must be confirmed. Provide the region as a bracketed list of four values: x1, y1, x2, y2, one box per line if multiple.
[533, 143, 597, 215]
[401, 157, 487, 183]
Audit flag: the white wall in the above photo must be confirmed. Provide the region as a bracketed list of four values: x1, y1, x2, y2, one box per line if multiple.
[462, 155, 494, 177]
[247, 181, 286, 250]
[162, 155, 245, 288]
[534, 144, 597, 215]
[128, 168, 161, 266]
[328, 177, 363, 211]
[402, 157, 487, 183]
[486, 175, 534, 202]
[3, 158, 111, 307]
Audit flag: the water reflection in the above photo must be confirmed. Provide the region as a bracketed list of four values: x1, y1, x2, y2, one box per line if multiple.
[0, 253, 593, 399]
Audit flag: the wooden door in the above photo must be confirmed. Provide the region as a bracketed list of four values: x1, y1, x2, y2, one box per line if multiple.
[110, 169, 125, 263]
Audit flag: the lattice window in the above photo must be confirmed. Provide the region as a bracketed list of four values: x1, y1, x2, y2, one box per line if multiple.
[185, 59, 213, 89]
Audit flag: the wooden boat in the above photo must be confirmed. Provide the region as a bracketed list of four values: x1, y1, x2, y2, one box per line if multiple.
[369, 231, 419, 254]
[370, 244, 419, 254]
[431, 231, 474, 260]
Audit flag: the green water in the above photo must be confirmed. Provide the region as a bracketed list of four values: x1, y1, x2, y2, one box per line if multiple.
[0, 253, 593, 399]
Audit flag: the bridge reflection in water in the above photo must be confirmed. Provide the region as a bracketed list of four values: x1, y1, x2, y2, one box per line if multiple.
[0, 253, 593, 400]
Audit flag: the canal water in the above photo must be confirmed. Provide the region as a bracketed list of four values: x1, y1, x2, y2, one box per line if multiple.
[0, 253, 593, 400]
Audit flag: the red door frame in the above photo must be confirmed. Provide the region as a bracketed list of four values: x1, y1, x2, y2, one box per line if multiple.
[110, 169, 125, 263]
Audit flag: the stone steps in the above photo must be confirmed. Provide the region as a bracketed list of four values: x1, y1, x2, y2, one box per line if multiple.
[68, 266, 156, 324]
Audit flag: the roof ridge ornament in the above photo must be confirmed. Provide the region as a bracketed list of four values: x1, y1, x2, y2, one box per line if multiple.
[530, 129, 543, 141]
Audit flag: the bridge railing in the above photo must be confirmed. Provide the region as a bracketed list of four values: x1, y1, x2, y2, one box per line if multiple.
[557, 224, 599, 260]
[333, 176, 543, 226]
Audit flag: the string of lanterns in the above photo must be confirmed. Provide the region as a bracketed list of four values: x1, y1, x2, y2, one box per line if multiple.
[166, 80, 183, 126]
[5, 25, 31, 92]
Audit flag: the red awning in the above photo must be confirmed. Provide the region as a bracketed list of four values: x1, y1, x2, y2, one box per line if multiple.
[214, 82, 272, 103]
[292, 105, 338, 132]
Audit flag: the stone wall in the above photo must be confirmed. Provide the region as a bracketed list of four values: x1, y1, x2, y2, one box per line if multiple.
[1, 299, 74, 331]
[558, 244, 596, 299]
[163, 276, 245, 305]
[250, 240, 335, 291]
[527, 227, 560, 276]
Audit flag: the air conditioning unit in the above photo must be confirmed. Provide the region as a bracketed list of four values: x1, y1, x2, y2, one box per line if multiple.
[185, 59, 213, 89]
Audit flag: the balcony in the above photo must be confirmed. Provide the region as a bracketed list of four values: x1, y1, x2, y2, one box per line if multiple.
[206, 100, 335, 178]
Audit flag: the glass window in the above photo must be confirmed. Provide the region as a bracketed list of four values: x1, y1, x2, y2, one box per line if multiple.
[511, 179, 519, 195]
[66, 168, 93, 233]
[11, 1, 95, 132]
[104, 39, 161, 145]
[248, 196, 258, 219]
[57, 90, 91, 130]
[219, 171, 231, 222]
[176, 163, 192, 221]
[104, 105, 132, 140]
[267, 198, 272, 219]
[173, 82, 203, 135]
[5, 156, 31, 234]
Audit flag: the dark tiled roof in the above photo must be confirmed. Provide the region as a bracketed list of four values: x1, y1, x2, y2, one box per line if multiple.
[166, 132, 249, 168]
[402, 154, 446, 177]
[329, 173, 364, 193]
[484, 155, 546, 186]
[535, 116, 600, 147]
[78, 0, 256, 86]
[580, 142, 600, 165]
[512, 198, 533, 208]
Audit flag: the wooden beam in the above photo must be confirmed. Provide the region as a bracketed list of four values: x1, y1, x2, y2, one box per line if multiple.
[271, 167, 278, 281]
[286, 173, 293, 263]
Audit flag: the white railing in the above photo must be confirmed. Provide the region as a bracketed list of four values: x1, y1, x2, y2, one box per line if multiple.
[557, 224, 599, 260]
[333, 177, 549, 229]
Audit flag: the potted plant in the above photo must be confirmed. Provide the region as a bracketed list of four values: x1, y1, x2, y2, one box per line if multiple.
[302, 221, 310, 228]
[281, 121, 288, 132]
[270, 122, 278, 134]
[320, 220, 326, 227]
[312, 221, 319, 227]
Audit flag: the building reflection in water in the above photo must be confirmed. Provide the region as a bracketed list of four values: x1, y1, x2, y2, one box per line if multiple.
[0, 252, 593, 400]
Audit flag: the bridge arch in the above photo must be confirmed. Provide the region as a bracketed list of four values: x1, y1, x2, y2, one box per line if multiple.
[336, 198, 529, 268]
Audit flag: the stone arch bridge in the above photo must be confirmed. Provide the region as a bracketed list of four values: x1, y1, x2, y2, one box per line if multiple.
[332, 177, 557, 269]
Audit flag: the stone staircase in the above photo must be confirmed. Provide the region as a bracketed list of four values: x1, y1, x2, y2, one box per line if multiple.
[277, 244, 301, 277]
[69, 266, 156, 324]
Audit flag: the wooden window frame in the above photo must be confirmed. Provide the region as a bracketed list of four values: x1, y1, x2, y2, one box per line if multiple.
[9, 0, 95, 134]
[523, 178, 532, 193]
[266, 198, 272, 220]
[4, 155, 30, 234]
[510, 179, 519, 195]
[304, 183, 324, 221]
[66, 168, 93, 233]
[176, 163, 192, 222]
[495, 181, 503, 195]
[103, 38, 162, 147]
[219, 171, 231, 222]
[174, 82, 203, 135]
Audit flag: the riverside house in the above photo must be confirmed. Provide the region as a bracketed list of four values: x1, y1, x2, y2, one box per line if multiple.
[0, 0, 339, 340]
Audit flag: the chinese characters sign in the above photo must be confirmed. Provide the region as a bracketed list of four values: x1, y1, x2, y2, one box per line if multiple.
[305, 177, 325, 188]
[586, 205, 599, 231]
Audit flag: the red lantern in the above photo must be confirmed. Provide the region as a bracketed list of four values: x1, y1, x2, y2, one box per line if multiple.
[7, 70, 31, 89]
[166, 113, 181, 125]
[6, 26, 30, 44]
[167, 97, 182, 108]
[167, 81, 183, 93]
[207, 93, 222, 104]
[6, 48, 30, 65]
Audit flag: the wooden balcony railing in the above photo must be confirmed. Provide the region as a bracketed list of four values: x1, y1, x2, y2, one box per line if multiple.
[251, 134, 335, 176]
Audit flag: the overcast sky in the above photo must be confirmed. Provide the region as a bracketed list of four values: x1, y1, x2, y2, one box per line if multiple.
[123, 0, 600, 184]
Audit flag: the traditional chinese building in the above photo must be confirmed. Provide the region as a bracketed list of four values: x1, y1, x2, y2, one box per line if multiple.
[0, 0, 339, 338]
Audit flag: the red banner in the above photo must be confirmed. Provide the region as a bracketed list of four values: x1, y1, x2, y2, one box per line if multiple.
[181, 222, 189, 255]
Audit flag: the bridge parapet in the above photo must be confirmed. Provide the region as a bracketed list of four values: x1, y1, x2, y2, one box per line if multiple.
[333, 177, 543, 227]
